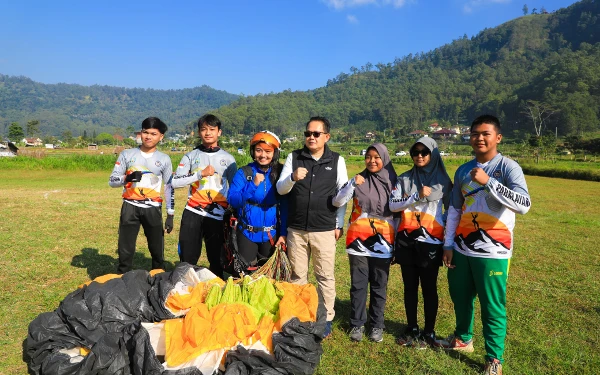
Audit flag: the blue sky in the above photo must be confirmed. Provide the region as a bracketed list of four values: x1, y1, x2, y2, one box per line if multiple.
[0, 0, 579, 95]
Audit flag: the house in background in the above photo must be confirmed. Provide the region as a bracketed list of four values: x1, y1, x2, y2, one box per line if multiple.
[432, 128, 458, 140]
[113, 134, 124, 143]
[88, 144, 98, 151]
[450, 125, 463, 134]
[365, 131, 376, 140]
[23, 138, 43, 147]
[428, 123, 442, 132]
[408, 130, 428, 138]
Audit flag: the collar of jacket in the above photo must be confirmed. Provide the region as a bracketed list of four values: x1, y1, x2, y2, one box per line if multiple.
[299, 144, 333, 163]
[196, 144, 221, 153]
[251, 161, 271, 174]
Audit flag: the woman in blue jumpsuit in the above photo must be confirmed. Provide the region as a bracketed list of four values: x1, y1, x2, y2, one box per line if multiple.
[227, 131, 287, 272]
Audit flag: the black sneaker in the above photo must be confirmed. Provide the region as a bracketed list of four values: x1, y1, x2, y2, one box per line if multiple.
[349, 326, 365, 342]
[396, 326, 420, 347]
[420, 331, 440, 349]
[369, 327, 384, 343]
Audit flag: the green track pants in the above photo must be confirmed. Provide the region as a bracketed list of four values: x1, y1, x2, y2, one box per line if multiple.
[447, 251, 510, 363]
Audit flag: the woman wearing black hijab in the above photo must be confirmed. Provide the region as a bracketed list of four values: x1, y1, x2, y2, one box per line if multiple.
[390, 137, 452, 348]
[333, 143, 397, 343]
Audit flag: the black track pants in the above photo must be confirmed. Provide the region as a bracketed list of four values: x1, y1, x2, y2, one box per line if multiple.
[117, 203, 164, 274]
[400, 263, 440, 333]
[236, 228, 273, 267]
[178, 209, 224, 279]
[349, 254, 391, 329]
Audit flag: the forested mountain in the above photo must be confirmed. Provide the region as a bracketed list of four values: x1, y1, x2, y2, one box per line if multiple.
[0, 76, 238, 137]
[213, 0, 599, 139]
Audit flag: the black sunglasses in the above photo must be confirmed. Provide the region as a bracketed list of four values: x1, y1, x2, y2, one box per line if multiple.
[410, 149, 431, 157]
[304, 131, 328, 138]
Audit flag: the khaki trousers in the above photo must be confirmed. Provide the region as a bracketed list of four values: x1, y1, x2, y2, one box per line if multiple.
[287, 227, 337, 321]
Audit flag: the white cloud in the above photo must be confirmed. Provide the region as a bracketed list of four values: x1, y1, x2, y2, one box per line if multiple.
[323, 0, 409, 10]
[463, 0, 511, 13]
[347, 14, 359, 23]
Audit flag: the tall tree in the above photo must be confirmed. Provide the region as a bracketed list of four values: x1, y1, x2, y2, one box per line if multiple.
[521, 100, 558, 137]
[522, 4, 529, 15]
[62, 130, 73, 144]
[8, 122, 24, 140]
[26, 120, 40, 137]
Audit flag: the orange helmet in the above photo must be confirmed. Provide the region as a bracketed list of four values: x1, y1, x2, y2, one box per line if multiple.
[250, 130, 281, 150]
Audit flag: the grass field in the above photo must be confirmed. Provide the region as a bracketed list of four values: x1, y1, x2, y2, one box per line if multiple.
[1, 159, 599, 374]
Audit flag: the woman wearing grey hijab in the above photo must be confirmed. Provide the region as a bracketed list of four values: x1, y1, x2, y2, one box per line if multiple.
[333, 143, 397, 343]
[389, 137, 452, 348]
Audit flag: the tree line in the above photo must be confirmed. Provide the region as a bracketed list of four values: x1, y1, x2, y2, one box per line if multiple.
[0, 77, 239, 138]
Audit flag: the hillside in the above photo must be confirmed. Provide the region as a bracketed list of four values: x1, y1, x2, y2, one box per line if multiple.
[213, 0, 599, 138]
[0, 76, 239, 137]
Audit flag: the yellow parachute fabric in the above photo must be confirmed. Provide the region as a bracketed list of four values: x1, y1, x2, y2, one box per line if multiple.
[164, 278, 226, 313]
[163, 280, 318, 367]
[149, 269, 165, 276]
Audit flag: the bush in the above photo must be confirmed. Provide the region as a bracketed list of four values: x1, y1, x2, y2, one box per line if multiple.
[520, 164, 600, 182]
[0, 154, 117, 171]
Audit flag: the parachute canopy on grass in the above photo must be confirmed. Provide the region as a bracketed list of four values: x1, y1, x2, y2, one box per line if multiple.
[26, 263, 325, 375]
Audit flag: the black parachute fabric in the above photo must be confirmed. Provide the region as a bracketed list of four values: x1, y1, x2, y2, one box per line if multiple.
[25, 263, 325, 375]
[223, 305, 326, 375]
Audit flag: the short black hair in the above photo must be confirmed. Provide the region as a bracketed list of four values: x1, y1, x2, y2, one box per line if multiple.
[197, 114, 222, 130]
[471, 114, 502, 134]
[306, 116, 331, 134]
[141, 117, 168, 134]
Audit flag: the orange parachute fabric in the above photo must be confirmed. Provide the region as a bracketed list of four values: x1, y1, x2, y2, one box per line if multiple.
[275, 282, 318, 330]
[78, 269, 164, 289]
[78, 274, 122, 289]
[165, 302, 260, 367]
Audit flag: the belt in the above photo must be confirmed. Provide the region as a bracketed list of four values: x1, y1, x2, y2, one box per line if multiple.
[247, 202, 276, 208]
[239, 221, 276, 233]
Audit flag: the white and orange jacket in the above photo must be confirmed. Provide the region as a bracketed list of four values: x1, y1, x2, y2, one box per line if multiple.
[109, 148, 175, 214]
[444, 153, 531, 259]
[333, 177, 395, 258]
[172, 148, 237, 220]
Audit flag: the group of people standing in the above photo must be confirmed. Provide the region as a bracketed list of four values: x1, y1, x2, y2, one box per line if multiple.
[109, 113, 531, 375]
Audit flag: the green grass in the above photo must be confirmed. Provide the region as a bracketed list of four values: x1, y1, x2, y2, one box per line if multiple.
[1, 160, 599, 374]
